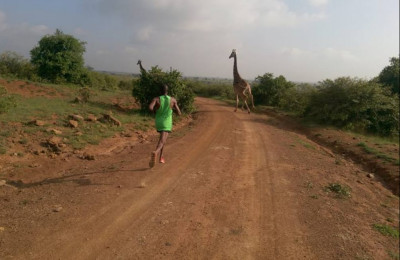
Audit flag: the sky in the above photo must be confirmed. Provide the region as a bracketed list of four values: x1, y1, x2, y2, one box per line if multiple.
[0, 0, 398, 82]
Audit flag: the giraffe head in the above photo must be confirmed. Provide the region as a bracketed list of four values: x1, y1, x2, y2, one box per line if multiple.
[229, 49, 236, 59]
[137, 59, 142, 65]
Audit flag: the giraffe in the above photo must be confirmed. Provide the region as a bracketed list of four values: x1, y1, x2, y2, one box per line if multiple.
[137, 59, 146, 74]
[229, 49, 255, 113]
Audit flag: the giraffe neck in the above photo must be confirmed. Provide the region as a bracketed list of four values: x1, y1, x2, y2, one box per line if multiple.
[139, 64, 145, 72]
[233, 55, 242, 81]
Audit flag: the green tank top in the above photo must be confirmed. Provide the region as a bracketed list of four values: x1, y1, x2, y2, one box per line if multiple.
[155, 95, 173, 132]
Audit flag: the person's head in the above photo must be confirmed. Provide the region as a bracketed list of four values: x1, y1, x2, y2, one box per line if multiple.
[160, 84, 168, 95]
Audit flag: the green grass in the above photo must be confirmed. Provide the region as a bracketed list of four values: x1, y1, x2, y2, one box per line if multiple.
[373, 224, 399, 239]
[297, 138, 316, 150]
[0, 80, 154, 151]
[388, 250, 400, 260]
[357, 142, 399, 165]
[324, 183, 351, 198]
[0, 145, 7, 154]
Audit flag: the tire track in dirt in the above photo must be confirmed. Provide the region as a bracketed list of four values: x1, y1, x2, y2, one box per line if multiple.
[29, 98, 235, 259]
[8, 98, 398, 260]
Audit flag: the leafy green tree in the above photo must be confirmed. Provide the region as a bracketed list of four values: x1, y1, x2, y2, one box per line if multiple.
[0, 51, 36, 79]
[252, 73, 295, 106]
[278, 83, 316, 115]
[133, 66, 194, 113]
[378, 56, 399, 95]
[305, 77, 399, 136]
[30, 29, 87, 84]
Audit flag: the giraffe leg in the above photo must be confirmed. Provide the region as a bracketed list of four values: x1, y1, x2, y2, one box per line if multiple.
[247, 87, 255, 109]
[241, 95, 250, 114]
[234, 95, 239, 112]
[250, 93, 255, 109]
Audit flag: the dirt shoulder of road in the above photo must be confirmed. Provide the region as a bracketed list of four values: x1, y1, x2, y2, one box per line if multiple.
[256, 107, 399, 196]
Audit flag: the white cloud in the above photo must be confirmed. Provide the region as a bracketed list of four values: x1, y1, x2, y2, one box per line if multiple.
[137, 26, 154, 41]
[0, 10, 52, 57]
[308, 0, 329, 7]
[281, 47, 312, 56]
[91, 0, 327, 34]
[324, 47, 358, 62]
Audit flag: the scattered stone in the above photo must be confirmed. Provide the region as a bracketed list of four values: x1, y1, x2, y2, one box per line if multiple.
[100, 114, 122, 126]
[86, 114, 97, 122]
[0, 180, 6, 186]
[29, 163, 40, 168]
[0, 227, 4, 232]
[367, 173, 374, 179]
[69, 120, 79, 128]
[32, 120, 45, 126]
[79, 153, 95, 160]
[138, 181, 146, 188]
[69, 114, 84, 121]
[117, 185, 122, 188]
[47, 128, 62, 135]
[160, 220, 169, 225]
[48, 136, 63, 146]
[53, 206, 63, 212]
[75, 131, 83, 136]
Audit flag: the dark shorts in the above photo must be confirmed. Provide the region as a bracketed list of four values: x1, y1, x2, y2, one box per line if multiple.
[157, 130, 171, 133]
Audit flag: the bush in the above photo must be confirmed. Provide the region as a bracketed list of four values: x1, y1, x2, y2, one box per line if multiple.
[186, 80, 234, 99]
[277, 83, 316, 115]
[30, 29, 86, 84]
[0, 51, 37, 79]
[378, 56, 399, 95]
[252, 73, 295, 106]
[85, 71, 119, 91]
[118, 79, 134, 90]
[305, 77, 399, 136]
[132, 66, 194, 113]
[0, 85, 17, 114]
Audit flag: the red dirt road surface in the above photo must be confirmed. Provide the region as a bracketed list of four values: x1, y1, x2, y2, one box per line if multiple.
[0, 98, 398, 259]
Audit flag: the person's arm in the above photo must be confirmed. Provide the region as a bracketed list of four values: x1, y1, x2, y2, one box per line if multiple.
[172, 98, 182, 116]
[149, 97, 159, 112]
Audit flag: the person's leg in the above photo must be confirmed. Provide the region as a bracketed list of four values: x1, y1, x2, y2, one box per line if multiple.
[150, 132, 168, 167]
[155, 131, 168, 154]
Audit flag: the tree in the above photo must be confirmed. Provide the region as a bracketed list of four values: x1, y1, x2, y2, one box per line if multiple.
[305, 77, 399, 136]
[252, 73, 295, 106]
[132, 66, 194, 113]
[378, 56, 399, 95]
[30, 29, 87, 84]
[0, 51, 36, 79]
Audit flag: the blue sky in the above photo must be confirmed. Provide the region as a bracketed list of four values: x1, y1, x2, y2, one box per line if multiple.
[0, 0, 398, 82]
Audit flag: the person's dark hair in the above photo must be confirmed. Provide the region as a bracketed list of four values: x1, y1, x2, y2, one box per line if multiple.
[160, 84, 168, 95]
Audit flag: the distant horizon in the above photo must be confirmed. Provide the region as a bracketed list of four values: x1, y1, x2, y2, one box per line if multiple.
[0, 0, 398, 82]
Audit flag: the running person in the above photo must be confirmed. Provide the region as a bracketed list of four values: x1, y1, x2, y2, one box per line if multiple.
[148, 84, 181, 168]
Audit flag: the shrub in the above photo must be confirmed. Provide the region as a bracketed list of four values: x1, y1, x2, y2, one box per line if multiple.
[187, 80, 234, 99]
[252, 73, 295, 106]
[30, 29, 87, 84]
[0, 51, 37, 79]
[0, 85, 17, 114]
[277, 83, 316, 115]
[85, 71, 119, 91]
[132, 66, 194, 113]
[305, 77, 399, 136]
[118, 79, 134, 90]
[77, 87, 92, 103]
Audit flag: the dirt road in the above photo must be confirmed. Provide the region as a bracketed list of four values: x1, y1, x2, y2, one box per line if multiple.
[1, 98, 398, 259]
